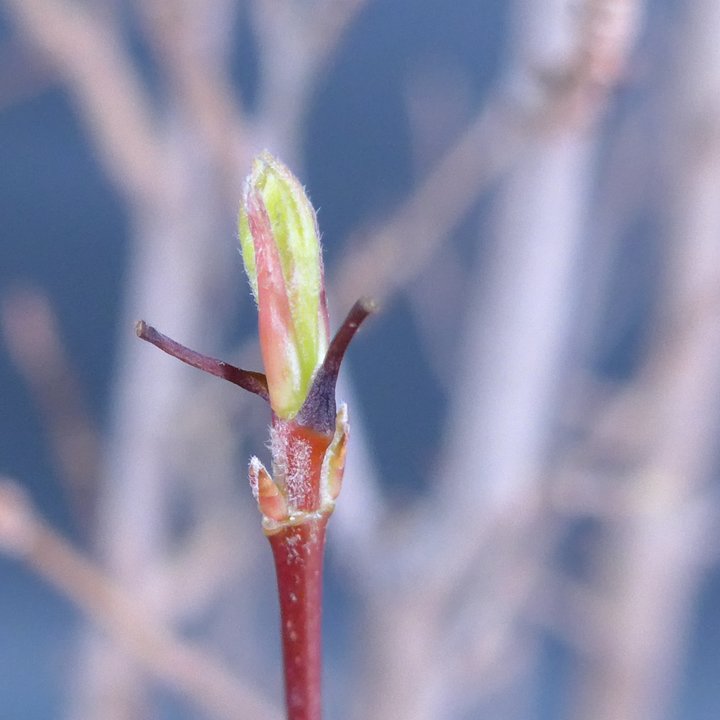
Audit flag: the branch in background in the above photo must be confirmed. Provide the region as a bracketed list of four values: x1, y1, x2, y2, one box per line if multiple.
[9, 2, 704, 720]
[335, 0, 642, 310]
[2, 1, 381, 719]
[351, 2, 644, 717]
[2, 0, 163, 203]
[568, 4, 720, 715]
[306, 0, 373, 65]
[0, 287, 100, 539]
[353, 0, 644, 603]
[134, 0, 248, 209]
[0, 38, 58, 111]
[250, 0, 372, 164]
[0, 478, 282, 720]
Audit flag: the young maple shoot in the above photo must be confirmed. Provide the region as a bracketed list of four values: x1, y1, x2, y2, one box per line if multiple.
[239, 152, 329, 421]
[136, 152, 375, 720]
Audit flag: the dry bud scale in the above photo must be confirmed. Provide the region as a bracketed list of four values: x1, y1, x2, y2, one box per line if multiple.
[137, 152, 375, 720]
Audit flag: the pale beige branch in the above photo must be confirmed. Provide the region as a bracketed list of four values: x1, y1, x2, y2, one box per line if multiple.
[135, 0, 249, 205]
[566, 5, 720, 716]
[441, 513, 557, 713]
[335, 98, 521, 308]
[0, 478, 282, 720]
[335, 0, 642, 310]
[250, 0, 371, 161]
[353, 3, 644, 717]
[307, 0, 373, 65]
[0, 287, 100, 536]
[2, 0, 162, 202]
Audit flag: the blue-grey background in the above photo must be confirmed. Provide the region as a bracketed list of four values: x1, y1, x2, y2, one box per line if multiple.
[1, 1, 719, 718]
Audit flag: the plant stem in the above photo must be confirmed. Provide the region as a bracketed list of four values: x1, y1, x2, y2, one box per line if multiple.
[135, 298, 376, 720]
[135, 320, 269, 400]
[267, 515, 329, 720]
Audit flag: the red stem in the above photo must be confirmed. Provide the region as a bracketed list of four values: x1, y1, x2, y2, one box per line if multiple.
[267, 516, 328, 720]
[134, 299, 377, 720]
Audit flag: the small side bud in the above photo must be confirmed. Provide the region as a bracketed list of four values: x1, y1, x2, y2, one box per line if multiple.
[249, 457, 289, 522]
[321, 404, 349, 503]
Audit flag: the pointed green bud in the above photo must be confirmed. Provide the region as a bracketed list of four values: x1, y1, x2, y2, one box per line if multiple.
[239, 152, 329, 419]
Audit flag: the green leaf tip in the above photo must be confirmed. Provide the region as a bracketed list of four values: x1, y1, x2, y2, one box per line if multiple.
[238, 152, 329, 419]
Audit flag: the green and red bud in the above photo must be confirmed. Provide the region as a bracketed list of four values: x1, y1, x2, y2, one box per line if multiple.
[137, 151, 375, 720]
[237, 153, 375, 525]
[140, 153, 374, 524]
[239, 152, 329, 420]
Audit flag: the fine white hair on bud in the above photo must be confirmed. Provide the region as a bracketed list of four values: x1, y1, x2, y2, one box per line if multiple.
[238, 152, 329, 420]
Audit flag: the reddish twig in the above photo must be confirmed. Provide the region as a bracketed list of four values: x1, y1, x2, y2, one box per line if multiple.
[137, 298, 374, 720]
[135, 320, 269, 401]
[266, 471, 331, 720]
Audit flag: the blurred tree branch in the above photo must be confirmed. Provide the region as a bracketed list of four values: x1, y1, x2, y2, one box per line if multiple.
[4, 1, 720, 720]
[3, 0, 163, 203]
[0, 478, 282, 720]
[337, 0, 642, 310]
[0, 287, 100, 540]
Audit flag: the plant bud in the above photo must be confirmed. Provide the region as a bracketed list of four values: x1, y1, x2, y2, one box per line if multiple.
[239, 152, 329, 419]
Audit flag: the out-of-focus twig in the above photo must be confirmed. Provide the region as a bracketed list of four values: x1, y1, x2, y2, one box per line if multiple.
[2, 0, 162, 203]
[307, 0, 373, 65]
[0, 478, 282, 720]
[250, 0, 372, 164]
[253, 0, 371, 78]
[568, 4, 720, 717]
[135, 0, 248, 208]
[352, 2, 643, 718]
[0, 38, 57, 111]
[0, 287, 100, 537]
[335, 0, 642, 309]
